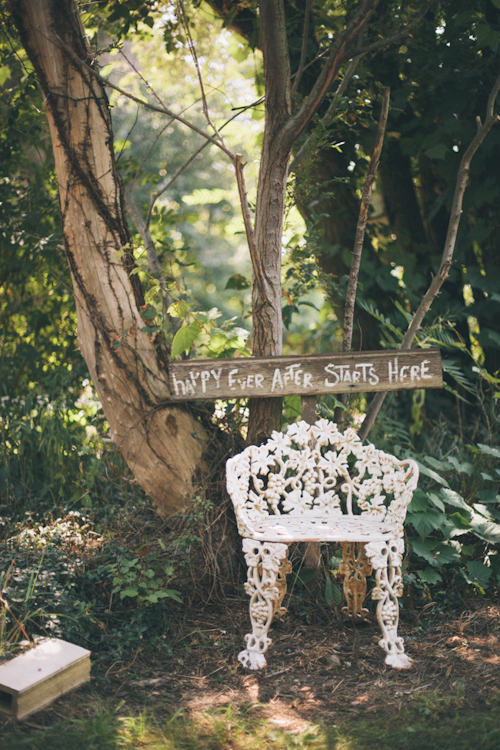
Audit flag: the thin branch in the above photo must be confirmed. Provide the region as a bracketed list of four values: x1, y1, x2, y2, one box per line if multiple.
[291, 0, 311, 95]
[178, 0, 229, 152]
[144, 97, 266, 230]
[124, 192, 173, 319]
[334, 87, 390, 423]
[289, 3, 433, 172]
[359, 72, 500, 442]
[284, 0, 379, 147]
[289, 53, 360, 173]
[235, 154, 264, 292]
[55, 33, 235, 161]
[347, 1, 434, 62]
[344, 87, 390, 353]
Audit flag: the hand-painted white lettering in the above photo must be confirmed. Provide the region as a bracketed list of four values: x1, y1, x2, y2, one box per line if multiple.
[352, 370, 360, 383]
[201, 370, 210, 393]
[271, 368, 284, 393]
[228, 368, 238, 389]
[247, 374, 254, 387]
[410, 365, 420, 381]
[211, 368, 222, 388]
[255, 374, 264, 388]
[324, 363, 339, 386]
[420, 360, 432, 379]
[368, 366, 380, 385]
[400, 365, 409, 382]
[355, 363, 372, 381]
[284, 363, 301, 387]
[171, 374, 185, 396]
[185, 381, 195, 396]
[303, 372, 313, 389]
[388, 358, 398, 383]
[338, 365, 350, 382]
[189, 371, 200, 390]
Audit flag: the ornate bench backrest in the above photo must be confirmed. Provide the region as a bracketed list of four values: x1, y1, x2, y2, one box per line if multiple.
[226, 419, 418, 537]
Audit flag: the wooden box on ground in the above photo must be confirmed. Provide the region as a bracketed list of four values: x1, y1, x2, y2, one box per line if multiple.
[0, 638, 91, 720]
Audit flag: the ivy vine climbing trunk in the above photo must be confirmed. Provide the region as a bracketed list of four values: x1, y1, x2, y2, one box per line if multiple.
[10, 0, 207, 515]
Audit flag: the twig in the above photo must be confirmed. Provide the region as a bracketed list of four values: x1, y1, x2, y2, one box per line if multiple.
[144, 98, 260, 230]
[359, 72, 500, 441]
[235, 153, 264, 292]
[291, 0, 311, 96]
[55, 34, 235, 161]
[343, 87, 390, 354]
[178, 0, 229, 152]
[289, 53, 360, 173]
[334, 88, 390, 423]
[124, 192, 173, 319]
[347, 1, 433, 61]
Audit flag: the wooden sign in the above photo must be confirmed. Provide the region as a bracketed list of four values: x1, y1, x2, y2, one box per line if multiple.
[168, 348, 442, 401]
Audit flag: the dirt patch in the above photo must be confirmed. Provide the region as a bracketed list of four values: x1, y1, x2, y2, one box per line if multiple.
[9, 597, 495, 735]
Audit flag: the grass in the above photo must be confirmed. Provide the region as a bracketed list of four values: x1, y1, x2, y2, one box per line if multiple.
[2, 694, 500, 750]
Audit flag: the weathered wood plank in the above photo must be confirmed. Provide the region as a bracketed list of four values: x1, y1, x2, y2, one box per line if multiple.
[0, 638, 91, 720]
[168, 348, 442, 401]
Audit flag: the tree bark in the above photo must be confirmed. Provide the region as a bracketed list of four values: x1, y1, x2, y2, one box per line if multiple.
[11, 0, 207, 516]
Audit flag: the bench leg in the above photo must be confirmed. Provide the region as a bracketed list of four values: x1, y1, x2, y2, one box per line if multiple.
[365, 539, 413, 670]
[339, 542, 372, 622]
[238, 539, 291, 670]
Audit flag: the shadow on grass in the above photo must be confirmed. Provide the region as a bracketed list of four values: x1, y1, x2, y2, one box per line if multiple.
[1, 695, 500, 750]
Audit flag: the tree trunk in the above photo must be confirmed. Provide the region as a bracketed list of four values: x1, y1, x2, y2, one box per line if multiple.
[246, 0, 292, 445]
[11, 0, 207, 516]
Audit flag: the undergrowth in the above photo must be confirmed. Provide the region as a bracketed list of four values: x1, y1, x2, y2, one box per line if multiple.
[2, 697, 500, 750]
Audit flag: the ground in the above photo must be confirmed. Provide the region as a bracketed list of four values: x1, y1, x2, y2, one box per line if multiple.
[1, 595, 499, 749]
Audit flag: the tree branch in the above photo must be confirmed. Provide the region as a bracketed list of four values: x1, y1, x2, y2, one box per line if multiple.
[235, 153, 265, 292]
[347, 1, 434, 62]
[334, 87, 390, 423]
[124, 192, 173, 320]
[291, 0, 311, 96]
[343, 87, 390, 353]
[55, 34, 236, 161]
[283, 0, 380, 147]
[359, 73, 500, 442]
[289, 54, 360, 173]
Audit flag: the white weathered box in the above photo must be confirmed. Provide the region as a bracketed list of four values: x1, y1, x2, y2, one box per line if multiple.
[0, 638, 91, 719]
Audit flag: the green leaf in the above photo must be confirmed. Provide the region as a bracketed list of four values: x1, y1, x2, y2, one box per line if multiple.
[477, 443, 500, 459]
[113, 139, 131, 153]
[170, 321, 202, 358]
[418, 567, 442, 585]
[416, 460, 450, 487]
[463, 561, 492, 589]
[448, 512, 472, 532]
[120, 587, 139, 598]
[225, 274, 250, 290]
[424, 143, 448, 160]
[408, 489, 428, 513]
[470, 515, 500, 544]
[427, 492, 445, 512]
[139, 304, 157, 321]
[447, 457, 473, 476]
[410, 509, 449, 538]
[476, 24, 500, 49]
[411, 539, 461, 568]
[439, 488, 471, 515]
[163, 589, 183, 603]
[167, 300, 190, 319]
[476, 490, 500, 504]
[325, 573, 342, 606]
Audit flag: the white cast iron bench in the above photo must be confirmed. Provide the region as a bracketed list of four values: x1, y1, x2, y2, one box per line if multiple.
[226, 419, 419, 670]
